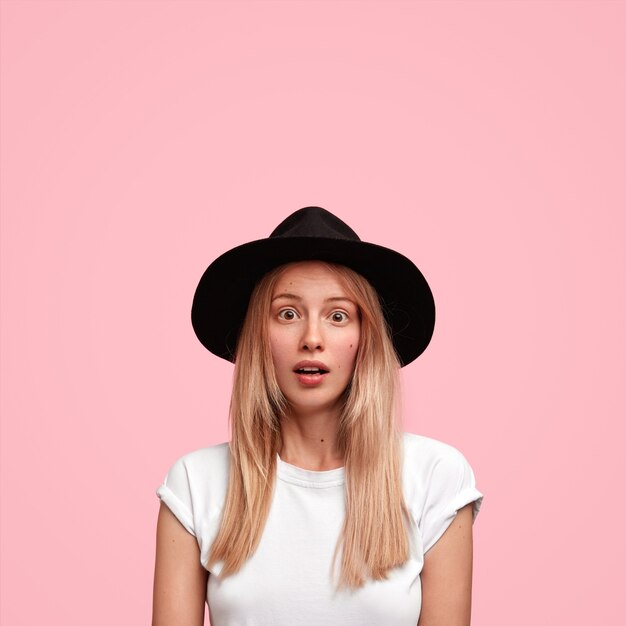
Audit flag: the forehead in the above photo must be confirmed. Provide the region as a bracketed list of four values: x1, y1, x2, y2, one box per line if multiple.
[273, 261, 349, 294]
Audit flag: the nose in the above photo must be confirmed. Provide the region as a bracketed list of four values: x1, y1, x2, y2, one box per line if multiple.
[300, 317, 323, 352]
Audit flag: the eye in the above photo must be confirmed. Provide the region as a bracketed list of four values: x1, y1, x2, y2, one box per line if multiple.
[330, 311, 348, 323]
[277, 308, 299, 321]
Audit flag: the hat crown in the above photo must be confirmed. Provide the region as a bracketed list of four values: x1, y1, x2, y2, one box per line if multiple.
[269, 206, 361, 241]
[192, 205, 435, 367]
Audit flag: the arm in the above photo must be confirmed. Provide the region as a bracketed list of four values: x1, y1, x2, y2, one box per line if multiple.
[152, 502, 209, 626]
[417, 502, 475, 626]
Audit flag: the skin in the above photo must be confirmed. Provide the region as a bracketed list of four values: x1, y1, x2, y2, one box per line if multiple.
[418, 503, 475, 626]
[152, 503, 207, 626]
[152, 260, 474, 625]
[269, 261, 360, 470]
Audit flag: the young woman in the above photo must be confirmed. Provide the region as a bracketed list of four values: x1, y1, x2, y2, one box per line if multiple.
[152, 206, 484, 626]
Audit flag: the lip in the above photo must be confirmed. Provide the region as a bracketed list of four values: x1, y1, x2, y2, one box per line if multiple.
[293, 371, 329, 386]
[292, 360, 330, 387]
[292, 360, 330, 373]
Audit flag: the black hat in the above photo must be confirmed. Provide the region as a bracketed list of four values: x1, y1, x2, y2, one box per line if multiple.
[191, 206, 435, 367]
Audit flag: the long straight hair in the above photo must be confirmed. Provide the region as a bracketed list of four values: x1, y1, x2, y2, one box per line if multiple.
[206, 261, 411, 590]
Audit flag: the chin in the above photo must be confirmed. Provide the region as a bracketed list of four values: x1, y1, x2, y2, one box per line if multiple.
[283, 393, 343, 415]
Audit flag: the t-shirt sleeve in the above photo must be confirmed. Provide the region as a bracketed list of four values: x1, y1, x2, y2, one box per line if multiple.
[156, 455, 196, 537]
[420, 446, 483, 554]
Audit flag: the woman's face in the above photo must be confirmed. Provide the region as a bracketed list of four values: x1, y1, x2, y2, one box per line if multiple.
[268, 261, 361, 417]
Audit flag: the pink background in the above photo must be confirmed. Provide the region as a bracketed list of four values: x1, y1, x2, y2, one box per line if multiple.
[2, 1, 625, 624]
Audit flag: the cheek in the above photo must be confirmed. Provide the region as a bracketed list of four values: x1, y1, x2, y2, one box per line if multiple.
[268, 330, 290, 367]
[339, 330, 360, 371]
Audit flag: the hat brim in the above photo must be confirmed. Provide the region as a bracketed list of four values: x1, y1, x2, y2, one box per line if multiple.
[191, 237, 435, 367]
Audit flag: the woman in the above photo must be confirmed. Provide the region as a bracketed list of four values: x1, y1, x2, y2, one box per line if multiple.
[152, 206, 484, 626]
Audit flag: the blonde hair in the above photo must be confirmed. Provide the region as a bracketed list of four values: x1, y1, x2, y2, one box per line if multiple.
[206, 261, 411, 590]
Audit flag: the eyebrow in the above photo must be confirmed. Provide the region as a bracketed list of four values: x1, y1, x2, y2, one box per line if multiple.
[271, 292, 356, 306]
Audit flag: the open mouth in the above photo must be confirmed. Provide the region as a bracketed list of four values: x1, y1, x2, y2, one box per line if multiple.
[293, 367, 329, 375]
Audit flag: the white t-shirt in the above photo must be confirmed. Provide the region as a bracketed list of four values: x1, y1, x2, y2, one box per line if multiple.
[156, 431, 483, 626]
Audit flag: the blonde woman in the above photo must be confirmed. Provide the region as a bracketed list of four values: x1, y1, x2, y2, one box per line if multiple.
[152, 207, 484, 626]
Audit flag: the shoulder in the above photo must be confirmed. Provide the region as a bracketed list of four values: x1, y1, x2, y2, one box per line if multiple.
[400, 432, 483, 554]
[160, 441, 231, 495]
[399, 431, 477, 493]
[169, 441, 231, 470]
[401, 431, 468, 467]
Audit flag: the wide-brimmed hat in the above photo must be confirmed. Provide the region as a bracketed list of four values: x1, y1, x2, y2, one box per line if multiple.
[191, 206, 435, 367]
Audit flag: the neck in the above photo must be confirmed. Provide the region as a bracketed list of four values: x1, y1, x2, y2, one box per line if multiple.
[278, 405, 344, 471]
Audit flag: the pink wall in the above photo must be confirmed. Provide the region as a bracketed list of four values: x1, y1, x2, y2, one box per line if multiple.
[2, 1, 624, 624]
